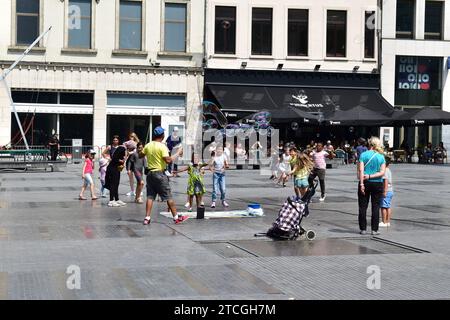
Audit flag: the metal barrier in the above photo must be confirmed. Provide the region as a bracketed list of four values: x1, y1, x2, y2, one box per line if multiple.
[0, 148, 68, 172]
[7, 145, 102, 164]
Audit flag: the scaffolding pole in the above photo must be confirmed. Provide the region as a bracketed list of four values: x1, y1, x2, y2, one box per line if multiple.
[0, 26, 52, 151]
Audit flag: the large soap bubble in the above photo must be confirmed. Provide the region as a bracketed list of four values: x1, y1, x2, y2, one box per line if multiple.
[202, 101, 228, 128]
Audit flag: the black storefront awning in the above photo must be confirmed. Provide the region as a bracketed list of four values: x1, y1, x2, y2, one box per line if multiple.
[392, 107, 450, 126]
[324, 105, 393, 126]
[206, 84, 394, 125]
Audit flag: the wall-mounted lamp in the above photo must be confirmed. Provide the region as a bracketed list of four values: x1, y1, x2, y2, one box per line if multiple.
[371, 68, 378, 74]
[353, 66, 360, 73]
[150, 60, 160, 67]
[314, 64, 321, 72]
[277, 63, 283, 70]
[241, 61, 247, 69]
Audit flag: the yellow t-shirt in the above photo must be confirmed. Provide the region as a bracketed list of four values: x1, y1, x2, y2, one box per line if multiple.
[294, 167, 309, 180]
[143, 141, 169, 172]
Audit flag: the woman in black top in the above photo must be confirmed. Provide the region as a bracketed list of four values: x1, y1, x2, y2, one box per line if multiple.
[102, 135, 120, 160]
[105, 145, 126, 207]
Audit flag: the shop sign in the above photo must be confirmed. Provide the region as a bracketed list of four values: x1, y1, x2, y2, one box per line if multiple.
[289, 93, 324, 109]
[397, 57, 430, 90]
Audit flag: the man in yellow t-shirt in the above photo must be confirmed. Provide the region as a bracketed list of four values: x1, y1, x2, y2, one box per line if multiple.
[139, 126, 186, 225]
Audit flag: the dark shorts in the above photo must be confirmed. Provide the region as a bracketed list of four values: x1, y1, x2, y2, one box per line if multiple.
[146, 171, 172, 201]
[134, 169, 144, 183]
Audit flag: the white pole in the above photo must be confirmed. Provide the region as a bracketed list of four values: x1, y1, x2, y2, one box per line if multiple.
[0, 26, 52, 151]
[0, 26, 52, 82]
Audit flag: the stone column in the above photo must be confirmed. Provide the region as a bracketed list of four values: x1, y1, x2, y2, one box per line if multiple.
[93, 89, 107, 153]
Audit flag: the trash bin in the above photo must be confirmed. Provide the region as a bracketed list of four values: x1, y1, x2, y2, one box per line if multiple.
[72, 139, 83, 164]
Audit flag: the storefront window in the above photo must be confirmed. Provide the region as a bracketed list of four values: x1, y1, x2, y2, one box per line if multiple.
[395, 56, 442, 106]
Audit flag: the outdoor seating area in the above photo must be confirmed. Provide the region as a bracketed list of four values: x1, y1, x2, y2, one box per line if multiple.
[385, 148, 447, 164]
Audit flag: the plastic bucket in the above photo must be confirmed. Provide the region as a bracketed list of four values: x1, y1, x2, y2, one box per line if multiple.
[248, 203, 261, 209]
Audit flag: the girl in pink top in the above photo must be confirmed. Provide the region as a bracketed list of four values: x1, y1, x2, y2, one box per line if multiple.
[79, 150, 98, 200]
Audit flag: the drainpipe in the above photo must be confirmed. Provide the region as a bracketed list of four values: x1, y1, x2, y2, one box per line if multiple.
[377, 0, 383, 76]
[203, 0, 208, 70]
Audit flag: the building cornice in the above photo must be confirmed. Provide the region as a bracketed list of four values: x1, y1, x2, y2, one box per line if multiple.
[0, 60, 204, 76]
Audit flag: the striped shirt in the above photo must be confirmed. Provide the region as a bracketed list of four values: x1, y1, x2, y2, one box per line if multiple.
[310, 150, 329, 170]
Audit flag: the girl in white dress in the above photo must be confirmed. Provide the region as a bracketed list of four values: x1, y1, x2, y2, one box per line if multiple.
[277, 148, 291, 187]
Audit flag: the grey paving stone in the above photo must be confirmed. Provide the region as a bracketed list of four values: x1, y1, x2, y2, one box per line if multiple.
[1, 163, 450, 299]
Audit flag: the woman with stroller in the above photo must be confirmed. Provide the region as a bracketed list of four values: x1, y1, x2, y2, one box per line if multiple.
[358, 136, 386, 235]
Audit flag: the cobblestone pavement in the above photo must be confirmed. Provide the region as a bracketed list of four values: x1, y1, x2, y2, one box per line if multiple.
[1, 163, 450, 299]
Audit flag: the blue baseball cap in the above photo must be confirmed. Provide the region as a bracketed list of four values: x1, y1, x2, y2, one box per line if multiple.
[153, 126, 165, 136]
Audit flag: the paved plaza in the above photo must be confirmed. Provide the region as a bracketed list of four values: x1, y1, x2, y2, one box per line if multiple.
[1, 163, 450, 300]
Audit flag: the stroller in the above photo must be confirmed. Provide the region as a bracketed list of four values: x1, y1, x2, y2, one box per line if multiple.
[255, 180, 318, 241]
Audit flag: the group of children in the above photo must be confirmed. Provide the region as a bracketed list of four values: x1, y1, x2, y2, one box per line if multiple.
[78, 134, 147, 207]
[78, 143, 230, 212]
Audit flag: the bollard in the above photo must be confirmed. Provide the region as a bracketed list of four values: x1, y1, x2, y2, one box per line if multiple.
[196, 205, 205, 219]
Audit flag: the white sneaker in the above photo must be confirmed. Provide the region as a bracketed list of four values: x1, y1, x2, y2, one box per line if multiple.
[379, 222, 387, 227]
[222, 200, 229, 208]
[116, 200, 126, 206]
[126, 191, 135, 197]
[319, 194, 326, 202]
[184, 202, 191, 208]
[108, 201, 120, 207]
[211, 201, 216, 208]
[387, 222, 391, 227]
